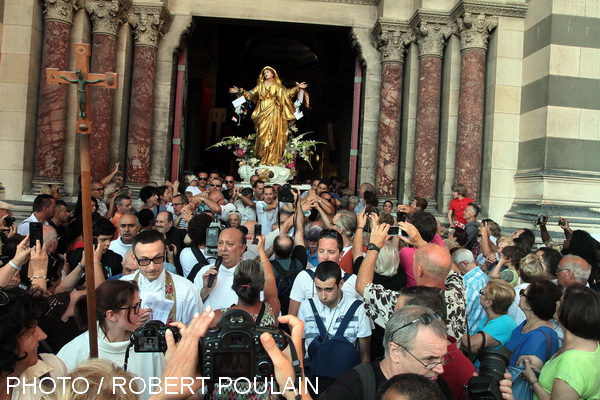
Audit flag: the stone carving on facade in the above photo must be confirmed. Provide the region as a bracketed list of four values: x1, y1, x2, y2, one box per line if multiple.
[43, 0, 78, 24]
[415, 22, 452, 58]
[85, 0, 130, 36]
[451, 0, 527, 20]
[454, 13, 498, 50]
[373, 21, 413, 64]
[128, 4, 172, 48]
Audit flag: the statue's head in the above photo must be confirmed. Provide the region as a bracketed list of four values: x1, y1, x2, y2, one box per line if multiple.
[258, 66, 281, 84]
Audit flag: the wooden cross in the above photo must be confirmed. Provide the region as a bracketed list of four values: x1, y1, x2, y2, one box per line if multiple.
[46, 43, 118, 358]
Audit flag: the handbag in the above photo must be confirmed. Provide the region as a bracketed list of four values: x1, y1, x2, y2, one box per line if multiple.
[508, 329, 553, 400]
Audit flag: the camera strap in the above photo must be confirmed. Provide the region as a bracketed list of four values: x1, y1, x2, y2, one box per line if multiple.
[284, 332, 304, 388]
[123, 339, 134, 371]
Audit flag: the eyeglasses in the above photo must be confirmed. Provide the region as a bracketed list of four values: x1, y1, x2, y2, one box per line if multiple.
[389, 312, 443, 339]
[115, 299, 142, 314]
[322, 197, 333, 203]
[479, 289, 486, 297]
[225, 180, 234, 184]
[0, 289, 10, 306]
[519, 289, 528, 298]
[210, 184, 222, 188]
[198, 177, 208, 181]
[92, 187, 105, 191]
[135, 255, 165, 266]
[396, 343, 452, 370]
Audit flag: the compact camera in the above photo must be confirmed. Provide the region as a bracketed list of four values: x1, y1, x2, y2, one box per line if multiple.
[467, 346, 510, 400]
[132, 320, 181, 353]
[200, 309, 287, 381]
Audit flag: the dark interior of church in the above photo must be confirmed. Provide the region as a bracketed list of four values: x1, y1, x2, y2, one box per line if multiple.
[182, 17, 360, 182]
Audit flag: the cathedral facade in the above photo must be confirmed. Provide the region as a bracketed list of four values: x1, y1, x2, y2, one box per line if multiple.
[1, 0, 599, 231]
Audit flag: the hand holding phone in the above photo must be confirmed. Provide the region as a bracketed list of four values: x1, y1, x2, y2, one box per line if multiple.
[253, 224, 262, 245]
[29, 222, 43, 248]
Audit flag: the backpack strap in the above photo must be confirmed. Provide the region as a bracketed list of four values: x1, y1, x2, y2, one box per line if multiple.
[306, 269, 316, 297]
[308, 298, 328, 341]
[342, 272, 353, 282]
[271, 259, 285, 277]
[187, 247, 209, 282]
[354, 362, 377, 400]
[334, 300, 361, 337]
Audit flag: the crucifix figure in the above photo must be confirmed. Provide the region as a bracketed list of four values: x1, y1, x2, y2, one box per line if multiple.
[59, 70, 106, 118]
[45, 43, 118, 358]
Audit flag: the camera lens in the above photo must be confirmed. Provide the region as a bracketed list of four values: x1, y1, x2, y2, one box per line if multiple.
[478, 347, 510, 381]
[257, 360, 272, 375]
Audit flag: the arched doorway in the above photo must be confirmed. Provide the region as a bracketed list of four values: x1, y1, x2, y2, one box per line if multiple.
[182, 18, 359, 182]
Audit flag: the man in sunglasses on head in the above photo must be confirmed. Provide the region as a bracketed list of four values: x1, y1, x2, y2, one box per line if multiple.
[121, 230, 201, 324]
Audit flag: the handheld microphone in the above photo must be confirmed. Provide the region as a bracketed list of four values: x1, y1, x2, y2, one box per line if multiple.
[207, 256, 223, 288]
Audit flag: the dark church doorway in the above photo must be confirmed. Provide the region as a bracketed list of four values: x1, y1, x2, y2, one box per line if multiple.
[181, 18, 359, 183]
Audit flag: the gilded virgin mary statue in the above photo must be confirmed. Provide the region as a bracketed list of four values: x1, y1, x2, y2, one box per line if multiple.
[229, 66, 308, 166]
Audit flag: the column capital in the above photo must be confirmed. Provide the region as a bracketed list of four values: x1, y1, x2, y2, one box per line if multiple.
[414, 21, 453, 58]
[42, 0, 78, 24]
[454, 13, 498, 51]
[128, 3, 172, 48]
[373, 20, 413, 64]
[85, 0, 129, 36]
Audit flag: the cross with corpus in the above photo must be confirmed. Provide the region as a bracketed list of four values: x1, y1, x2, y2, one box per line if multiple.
[46, 43, 118, 358]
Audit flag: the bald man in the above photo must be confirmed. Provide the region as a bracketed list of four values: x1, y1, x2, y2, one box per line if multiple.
[196, 190, 237, 221]
[356, 222, 467, 341]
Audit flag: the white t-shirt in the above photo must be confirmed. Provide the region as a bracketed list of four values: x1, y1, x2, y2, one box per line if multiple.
[256, 201, 278, 234]
[234, 199, 256, 224]
[218, 202, 237, 221]
[109, 237, 132, 259]
[290, 266, 361, 304]
[194, 264, 238, 310]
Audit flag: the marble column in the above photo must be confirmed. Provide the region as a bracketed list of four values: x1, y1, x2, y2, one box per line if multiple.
[125, 5, 170, 185]
[32, 0, 77, 189]
[454, 13, 497, 201]
[85, 0, 127, 180]
[372, 21, 412, 198]
[411, 21, 452, 201]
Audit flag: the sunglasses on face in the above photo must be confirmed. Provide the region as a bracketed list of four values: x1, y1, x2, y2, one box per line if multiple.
[198, 177, 208, 181]
[225, 180, 234, 184]
[135, 255, 165, 266]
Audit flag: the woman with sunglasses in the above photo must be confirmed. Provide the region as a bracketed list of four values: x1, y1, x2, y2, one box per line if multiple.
[522, 284, 600, 400]
[505, 279, 562, 368]
[57, 280, 164, 400]
[460, 279, 517, 357]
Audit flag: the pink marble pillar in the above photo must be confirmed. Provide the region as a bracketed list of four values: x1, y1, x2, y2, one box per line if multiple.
[455, 13, 498, 201]
[33, 0, 76, 181]
[126, 46, 157, 184]
[373, 22, 412, 198]
[86, 1, 123, 180]
[125, 7, 168, 184]
[411, 22, 452, 200]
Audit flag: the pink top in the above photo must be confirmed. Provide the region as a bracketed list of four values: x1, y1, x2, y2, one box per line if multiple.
[399, 234, 446, 287]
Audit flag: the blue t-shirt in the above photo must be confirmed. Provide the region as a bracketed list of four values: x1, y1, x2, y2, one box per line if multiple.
[505, 321, 559, 366]
[481, 314, 518, 348]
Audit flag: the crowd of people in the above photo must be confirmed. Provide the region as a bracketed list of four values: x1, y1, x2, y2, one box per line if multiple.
[1, 169, 599, 400]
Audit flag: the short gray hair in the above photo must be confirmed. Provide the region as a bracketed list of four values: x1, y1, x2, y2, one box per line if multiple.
[376, 242, 400, 276]
[383, 305, 447, 356]
[334, 210, 357, 238]
[562, 255, 591, 283]
[452, 248, 475, 265]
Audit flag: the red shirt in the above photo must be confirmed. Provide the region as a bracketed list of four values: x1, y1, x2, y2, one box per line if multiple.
[449, 197, 473, 225]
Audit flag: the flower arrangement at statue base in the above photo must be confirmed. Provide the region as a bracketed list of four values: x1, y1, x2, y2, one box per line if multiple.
[208, 126, 323, 185]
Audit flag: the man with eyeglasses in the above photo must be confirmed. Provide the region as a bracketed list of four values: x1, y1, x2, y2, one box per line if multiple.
[222, 175, 236, 202]
[90, 180, 109, 217]
[121, 230, 201, 324]
[172, 194, 189, 229]
[208, 177, 223, 193]
[197, 172, 210, 193]
[556, 255, 591, 289]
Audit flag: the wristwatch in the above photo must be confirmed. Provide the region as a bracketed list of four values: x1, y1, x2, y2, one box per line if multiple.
[367, 243, 380, 252]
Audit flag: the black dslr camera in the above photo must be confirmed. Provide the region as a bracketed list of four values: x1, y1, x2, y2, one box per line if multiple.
[467, 347, 510, 400]
[201, 309, 287, 381]
[132, 320, 181, 353]
[278, 184, 295, 204]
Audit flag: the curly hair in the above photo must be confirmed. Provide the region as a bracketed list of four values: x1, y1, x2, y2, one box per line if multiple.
[188, 213, 214, 246]
[0, 286, 48, 375]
